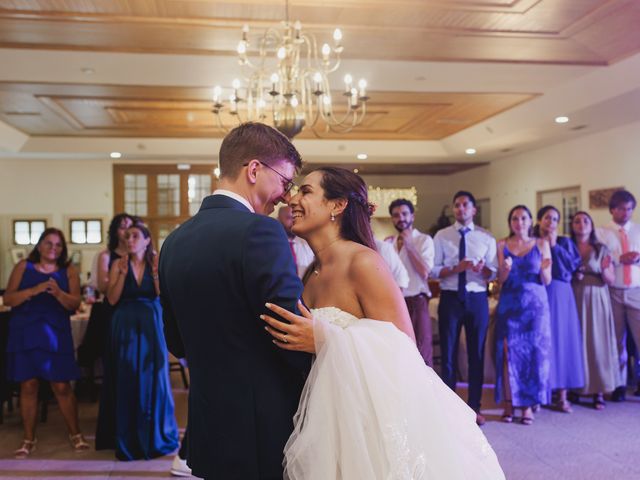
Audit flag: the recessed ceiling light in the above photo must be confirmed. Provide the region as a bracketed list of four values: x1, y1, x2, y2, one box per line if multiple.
[465, 148, 476, 155]
[110, 152, 122, 159]
[353, 168, 359, 174]
[555, 116, 569, 124]
[177, 163, 191, 170]
[81, 67, 95, 75]
[357, 153, 368, 160]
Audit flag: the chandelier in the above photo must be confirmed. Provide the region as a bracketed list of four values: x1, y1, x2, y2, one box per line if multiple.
[211, 1, 370, 139]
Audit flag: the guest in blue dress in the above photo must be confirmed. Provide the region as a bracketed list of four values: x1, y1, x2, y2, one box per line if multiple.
[535, 205, 585, 412]
[93, 213, 136, 450]
[4, 228, 89, 457]
[102, 223, 179, 460]
[496, 205, 552, 425]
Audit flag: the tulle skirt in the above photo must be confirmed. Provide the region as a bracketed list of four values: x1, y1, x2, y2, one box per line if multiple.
[284, 307, 505, 480]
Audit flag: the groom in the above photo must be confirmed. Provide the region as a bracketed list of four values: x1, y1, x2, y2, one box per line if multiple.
[159, 123, 312, 480]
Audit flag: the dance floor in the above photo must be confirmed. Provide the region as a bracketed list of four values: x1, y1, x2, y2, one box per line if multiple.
[0, 380, 639, 479]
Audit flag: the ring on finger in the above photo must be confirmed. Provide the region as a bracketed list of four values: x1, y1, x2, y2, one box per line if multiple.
[282, 334, 288, 343]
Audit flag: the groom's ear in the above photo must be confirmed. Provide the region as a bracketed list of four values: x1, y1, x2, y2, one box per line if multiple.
[245, 159, 260, 185]
[331, 198, 348, 217]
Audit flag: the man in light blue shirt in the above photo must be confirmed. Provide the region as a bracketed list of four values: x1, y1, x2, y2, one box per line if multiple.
[432, 191, 497, 425]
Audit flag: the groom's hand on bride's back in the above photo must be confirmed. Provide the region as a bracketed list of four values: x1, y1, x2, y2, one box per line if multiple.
[261, 300, 316, 353]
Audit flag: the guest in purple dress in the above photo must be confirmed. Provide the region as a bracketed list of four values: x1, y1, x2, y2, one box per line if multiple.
[496, 205, 552, 425]
[4, 228, 89, 457]
[535, 205, 585, 412]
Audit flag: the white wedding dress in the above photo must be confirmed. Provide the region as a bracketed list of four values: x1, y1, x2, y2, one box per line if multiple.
[283, 307, 505, 480]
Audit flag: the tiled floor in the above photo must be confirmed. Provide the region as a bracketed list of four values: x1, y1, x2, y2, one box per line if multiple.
[1, 382, 640, 479]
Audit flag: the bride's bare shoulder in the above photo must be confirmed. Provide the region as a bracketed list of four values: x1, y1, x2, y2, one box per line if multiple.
[346, 244, 387, 279]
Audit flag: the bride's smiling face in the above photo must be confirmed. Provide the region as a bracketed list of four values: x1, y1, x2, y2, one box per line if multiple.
[289, 171, 334, 237]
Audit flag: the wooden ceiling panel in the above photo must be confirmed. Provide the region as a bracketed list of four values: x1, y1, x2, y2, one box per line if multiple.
[0, 0, 638, 64]
[0, 82, 536, 139]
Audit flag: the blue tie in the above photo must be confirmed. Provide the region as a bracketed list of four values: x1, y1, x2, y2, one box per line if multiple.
[458, 227, 469, 301]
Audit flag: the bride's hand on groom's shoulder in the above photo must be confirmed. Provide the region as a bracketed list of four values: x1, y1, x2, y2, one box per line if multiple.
[261, 301, 316, 354]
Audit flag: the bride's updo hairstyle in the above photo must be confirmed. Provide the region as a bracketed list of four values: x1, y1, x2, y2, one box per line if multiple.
[316, 167, 376, 250]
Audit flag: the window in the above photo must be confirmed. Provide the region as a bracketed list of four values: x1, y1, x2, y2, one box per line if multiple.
[124, 174, 148, 216]
[114, 164, 216, 247]
[13, 220, 46, 245]
[188, 174, 212, 215]
[537, 186, 581, 235]
[70, 219, 103, 244]
[157, 174, 180, 216]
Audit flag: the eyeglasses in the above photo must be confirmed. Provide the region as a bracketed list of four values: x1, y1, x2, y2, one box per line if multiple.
[244, 161, 296, 194]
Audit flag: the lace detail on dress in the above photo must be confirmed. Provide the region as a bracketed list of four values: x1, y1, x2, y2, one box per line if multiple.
[384, 419, 426, 480]
[311, 307, 358, 329]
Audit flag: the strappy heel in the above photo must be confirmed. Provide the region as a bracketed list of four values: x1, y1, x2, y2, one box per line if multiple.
[69, 433, 90, 451]
[14, 438, 37, 458]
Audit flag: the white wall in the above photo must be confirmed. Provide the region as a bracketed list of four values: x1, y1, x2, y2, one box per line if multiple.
[448, 121, 640, 239]
[0, 158, 113, 285]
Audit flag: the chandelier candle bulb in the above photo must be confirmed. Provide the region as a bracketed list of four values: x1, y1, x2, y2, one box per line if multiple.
[322, 43, 331, 61]
[213, 86, 222, 104]
[350, 88, 358, 108]
[344, 74, 353, 93]
[333, 28, 343, 43]
[358, 79, 367, 98]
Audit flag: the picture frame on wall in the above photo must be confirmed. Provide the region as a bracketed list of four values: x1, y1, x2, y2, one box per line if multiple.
[10, 247, 27, 265]
[589, 187, 624, 209]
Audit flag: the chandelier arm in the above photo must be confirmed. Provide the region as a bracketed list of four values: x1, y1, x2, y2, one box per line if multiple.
[213, 111, 230, 133]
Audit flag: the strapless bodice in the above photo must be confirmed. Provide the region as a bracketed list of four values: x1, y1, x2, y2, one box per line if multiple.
[311, 306, 359, 329]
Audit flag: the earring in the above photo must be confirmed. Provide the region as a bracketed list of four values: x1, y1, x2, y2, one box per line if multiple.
[330, 213, 336, 222]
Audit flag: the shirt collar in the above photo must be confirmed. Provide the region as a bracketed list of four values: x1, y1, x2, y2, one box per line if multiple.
[213, 189, 255, 213]
[611, 220, 632, 232]
[454, 221, 475, 232]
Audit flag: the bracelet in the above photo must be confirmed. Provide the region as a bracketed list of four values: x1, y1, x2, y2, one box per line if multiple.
[152, 274, 159, 280]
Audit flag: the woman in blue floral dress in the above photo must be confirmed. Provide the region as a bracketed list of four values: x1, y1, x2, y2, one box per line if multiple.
[495, 205, 552, 425]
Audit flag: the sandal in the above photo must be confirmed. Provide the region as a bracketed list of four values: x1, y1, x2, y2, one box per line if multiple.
[69, 433, 90, 451]
[594, 394, 606, 411]
[14, 438, 37, 458]
[501, 413, 513, 423]
[520, 408, 534, 426]
[501, 401, 514, 423]
[556, 400, 573, 413]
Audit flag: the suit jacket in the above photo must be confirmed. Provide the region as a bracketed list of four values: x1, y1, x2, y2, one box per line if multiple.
[159, 194, 311, 480]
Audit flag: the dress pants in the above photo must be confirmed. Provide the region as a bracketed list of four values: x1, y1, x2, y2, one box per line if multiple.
[610, 287, 640, 387]
[438, 290, 489, 411]
[405, 294, 432, 367]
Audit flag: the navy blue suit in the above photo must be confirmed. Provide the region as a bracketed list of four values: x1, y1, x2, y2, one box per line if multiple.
[159, 194, 311, 480]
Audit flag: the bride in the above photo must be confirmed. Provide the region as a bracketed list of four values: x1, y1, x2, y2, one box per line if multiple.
[262, 167, 505, 480]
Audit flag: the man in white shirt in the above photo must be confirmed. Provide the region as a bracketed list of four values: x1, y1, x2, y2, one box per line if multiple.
[387, 199, 435, 366]
[375, 239, 409, 290]
[277, 206, 315, 279]
[432, 191, 497, 425]
[597, 190, 640, 401]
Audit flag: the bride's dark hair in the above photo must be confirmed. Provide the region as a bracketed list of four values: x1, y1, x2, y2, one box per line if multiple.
[316, 167, 376, 250]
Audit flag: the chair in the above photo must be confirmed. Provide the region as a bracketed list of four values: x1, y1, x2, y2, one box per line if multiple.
[169, 354, 189, 389]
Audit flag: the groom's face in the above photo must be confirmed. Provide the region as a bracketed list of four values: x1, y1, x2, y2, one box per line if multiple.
[255, 159, 297, 216]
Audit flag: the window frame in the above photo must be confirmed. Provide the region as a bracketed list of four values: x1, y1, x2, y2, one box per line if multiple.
[68, 218, 104, 245]
[13, 219, 48, 246]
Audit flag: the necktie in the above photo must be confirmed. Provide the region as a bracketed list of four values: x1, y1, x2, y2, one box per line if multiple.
[619, 227, 632, 286]
[458, 227, 469, 301]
